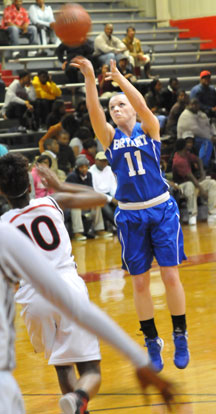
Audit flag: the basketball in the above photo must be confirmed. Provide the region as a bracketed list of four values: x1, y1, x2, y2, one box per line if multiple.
[54, 3, 92, 47]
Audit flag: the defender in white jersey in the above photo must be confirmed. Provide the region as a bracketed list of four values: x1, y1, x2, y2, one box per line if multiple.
[0, 153, 108, 414]
[0, 223, 175, 414]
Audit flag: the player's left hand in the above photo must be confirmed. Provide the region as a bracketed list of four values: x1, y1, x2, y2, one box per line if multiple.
[136, 365, 175, 411]
[105, 59, 121, 82]
[36, 164, 61, 191]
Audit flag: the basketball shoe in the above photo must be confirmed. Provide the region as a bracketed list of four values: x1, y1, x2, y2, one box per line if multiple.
[145, 337, 164, 372]
[59, 390, 89, 414]
[173, 332, 190, 369]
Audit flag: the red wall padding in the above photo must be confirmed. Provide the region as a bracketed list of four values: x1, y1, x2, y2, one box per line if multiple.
[170, 16, 216, 49]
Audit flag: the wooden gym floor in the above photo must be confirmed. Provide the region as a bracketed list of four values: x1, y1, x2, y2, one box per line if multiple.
[14, 221, 216, 414]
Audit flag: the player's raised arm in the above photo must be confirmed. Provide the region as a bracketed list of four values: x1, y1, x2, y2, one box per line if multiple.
[37, 165, 107, 210]
[71, 57, 115, 149]
[0, 222, 175, 411]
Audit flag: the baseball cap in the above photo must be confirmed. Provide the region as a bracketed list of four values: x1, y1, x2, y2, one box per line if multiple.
[200, 70, 211, 79]
[95, 151, 107, 161]
[75, 155, 89, 167]
[182, 131, 194, 140]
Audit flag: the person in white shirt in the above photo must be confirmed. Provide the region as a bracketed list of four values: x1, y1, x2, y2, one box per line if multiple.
[0, 222, 174, 414]
[89, 151, 118, 230]
[29, 0, 60, 49]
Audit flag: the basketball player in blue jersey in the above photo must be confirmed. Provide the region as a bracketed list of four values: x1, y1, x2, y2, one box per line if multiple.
[71, 57, 189, 373]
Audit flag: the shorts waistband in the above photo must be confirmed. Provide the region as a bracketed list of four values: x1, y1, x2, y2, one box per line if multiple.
[118, 191, 170, 210]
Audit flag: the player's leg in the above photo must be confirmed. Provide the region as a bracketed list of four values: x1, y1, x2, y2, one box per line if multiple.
[57, 361, 101, 414]
[0, 372, 25, 414]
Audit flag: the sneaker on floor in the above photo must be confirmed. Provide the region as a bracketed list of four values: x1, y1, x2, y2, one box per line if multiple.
[73, 233, 87, 241]
[12, 51, 21, 59]
[145, 337, 164, 372]
[188, 215, 197, 226]
[28, 50, 37, 57]
[59, 392, 88, 414]
[173, 332, 190, 369]
[95, 230, 113, 238]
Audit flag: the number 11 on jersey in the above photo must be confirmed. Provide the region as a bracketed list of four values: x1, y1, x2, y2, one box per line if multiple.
[124, 150, 146, 177]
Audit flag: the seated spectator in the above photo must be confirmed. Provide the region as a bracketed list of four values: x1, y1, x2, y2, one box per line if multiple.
[165, 90, 188, 137]
[69, 126, 93, 157]
[32, 70, 62, 125]
[161, 77, 179, 113]
[46, 98, 66, 128]
[80, 138, 97, 166]
[29, 0, 59, 51]
[190, 70, 216, 118]
[1, 0, 38, 58]
[31, 154, 53, 198]
[39, 113, 79, 152]
[89, 151, 117, 231]
[94, 23, 132, 67]
[41, 137, 65, 181]
[122, 26, 153, 78]
[117, 54, 136, 84]
[74, 100, 88, 123]
[177, 98, 215, 169]
[57, 129, 76, 174]
[98, 64, 117, 98]
[1, 70, 37, 129]
[66, 155, 113, 240]
[145, 79, 167, 131]
[0, 75, 6, 102]
[56, 39, 95, 83]
[172, 136, 216, 225]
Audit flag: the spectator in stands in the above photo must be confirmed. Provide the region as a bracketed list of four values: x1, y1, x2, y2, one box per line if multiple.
[56, 39, 95, 83]
[122, 26, 153, 79]
[57, 129, 76, 174]
[66, 155, 113, 240]
[39, 113, 79, 152]
[0, 75, 6, 102]
[69, 126, 93, 157]
[28, 0, 59, 53]
[94, 23, 132, 67]
[165, 90, 188, 137]
[161, 77, 179, 113]
[117, 54, 136, 84]
[98, 64, 116, 98]
[1, 70, 36, 129]
[80, 138, 97, 166]
[46, 98, 66, 128]
[190, 70, 216, 118]
[145, 79, 167, 131]
[177, 98, 215, 169]
[31, 154, 53, 198]
[89, 151, 117, 231]
[1, 0, 38, 58]
[42, 137, 65, 181]
[32, 70, 62, 125]
[172, 135, 216, 225]
[74, 100, 88, 123]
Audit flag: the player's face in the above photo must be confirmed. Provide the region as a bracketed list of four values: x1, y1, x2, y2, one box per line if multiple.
[109, 94, 136, 126]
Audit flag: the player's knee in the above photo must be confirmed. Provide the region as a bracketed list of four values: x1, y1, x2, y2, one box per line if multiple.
[161, 267, 180, 288]
[76, 360, 101, 377]
[132, 274, 149, 293]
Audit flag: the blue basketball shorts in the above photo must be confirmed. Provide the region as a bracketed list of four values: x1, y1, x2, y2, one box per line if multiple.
[114, 196, 186, 275]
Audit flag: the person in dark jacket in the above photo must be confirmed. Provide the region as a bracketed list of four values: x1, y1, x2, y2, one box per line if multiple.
[57, 130, 76, 175]
[161, 77, 179, 113]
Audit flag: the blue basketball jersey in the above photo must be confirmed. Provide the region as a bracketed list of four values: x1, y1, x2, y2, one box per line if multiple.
[105, 122, 169, 203]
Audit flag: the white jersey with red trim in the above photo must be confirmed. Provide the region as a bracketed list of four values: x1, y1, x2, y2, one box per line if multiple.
[1, 196, 76, 272]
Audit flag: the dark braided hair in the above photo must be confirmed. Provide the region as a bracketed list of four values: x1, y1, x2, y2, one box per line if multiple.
[0, 153, 30, 200]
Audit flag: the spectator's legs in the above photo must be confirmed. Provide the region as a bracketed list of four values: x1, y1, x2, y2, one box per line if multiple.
[179, 181, 198, 222]
[6, 26, 19, 45]
[97, 53, 115, 66]
[91, 207, 105, 231]
[37, 99, 53, 125]
[6, 102, 26, 126]
[194, 137, 213, 169]
[102, 203, 116, 228]
[71, 209, 84, 233]
[25, 25, 38, 45]
[199, 179, 216, 216]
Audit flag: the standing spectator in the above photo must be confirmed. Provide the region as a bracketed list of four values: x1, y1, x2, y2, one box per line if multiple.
[56, 39, 95, 83]
[89, 151, 117, 231]
[161, 77, 179, 113]
[172, 135, 216, 225]
[165, 90, 188, 137]
[32, 70, 62, 125]
[145, 79, 167, 132]
[190, 70, 216, 118]
[177, 98, 214, 169]
[1, 0, 38, 58]
[46, 98, 66, 128]
[98, 64, 116, 98]
[1, 70, 36, 128]
[66, 155, 113, 240]
[28, 0, 59, 52]
[94, 23, 132, 67]
[57, 129, 76, 175]
[80, 138, 97, 165]
[122, 26, 153, 79]
[31, 154, 53, 198]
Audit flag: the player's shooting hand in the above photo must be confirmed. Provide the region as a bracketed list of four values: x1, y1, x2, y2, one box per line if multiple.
[136, 365, 175, 412]
[105, 59, 121, 82]
[36, 164, 61, 191]
[70, 56, 95, 77]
